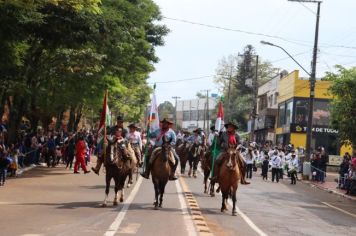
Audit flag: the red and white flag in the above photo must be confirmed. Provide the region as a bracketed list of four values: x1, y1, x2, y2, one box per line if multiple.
[148, 88, 160, 133]
[215, 100, 224, 132]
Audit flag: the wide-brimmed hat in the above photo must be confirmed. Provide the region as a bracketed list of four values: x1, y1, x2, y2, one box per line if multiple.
[224, 121, 238, 129]
[128, 123, 137, 129]
[160, 118, 173, 124]
[183, 130, 190, 134]
[193, 128, 202, 133]
[116, 115, 124, 121]
[210, 126, 215, 131]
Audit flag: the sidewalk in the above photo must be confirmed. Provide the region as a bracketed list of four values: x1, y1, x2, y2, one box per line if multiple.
[299, 172, 356, 201]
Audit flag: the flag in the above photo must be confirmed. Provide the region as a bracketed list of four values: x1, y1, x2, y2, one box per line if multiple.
[97, 91, 109, 144]
[215, 100, 224, 132]
[148, 88, 160, 133]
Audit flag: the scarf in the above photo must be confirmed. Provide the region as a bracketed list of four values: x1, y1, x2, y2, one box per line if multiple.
[228, 133, 237, 145]
[156, 128, 168, 141]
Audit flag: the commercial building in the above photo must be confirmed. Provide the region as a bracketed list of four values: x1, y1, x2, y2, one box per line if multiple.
[275, 70, 350, 156]
[176, 98, 217, 132]
[253, 74, 280, 144]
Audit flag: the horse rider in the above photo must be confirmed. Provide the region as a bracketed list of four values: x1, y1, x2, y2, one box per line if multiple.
[91, 115, 127, 175]
[127, 123, 143, 167]
[207, 126, 216, 147]
[210, 121, 250, 185]
[141, 118, 179, 181]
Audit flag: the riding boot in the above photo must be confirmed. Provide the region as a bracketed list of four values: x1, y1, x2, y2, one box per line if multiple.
[169, 156, 179, 181]
[140, 163, 151, 179]
[91, 156, 103, 176]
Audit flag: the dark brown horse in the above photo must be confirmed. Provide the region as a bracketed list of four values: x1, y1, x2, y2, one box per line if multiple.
[201, 149, 212, 194]
[188, 144, 203, 178]
[151, 137, 173, 209]
[211, 145, 241, 216]
[177, 141, 190, 175]
[102, 138, 133, 207]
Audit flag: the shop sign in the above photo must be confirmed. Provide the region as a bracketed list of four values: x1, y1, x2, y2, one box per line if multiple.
[290, 124, 339, 134]
[329, 155, 342, 166]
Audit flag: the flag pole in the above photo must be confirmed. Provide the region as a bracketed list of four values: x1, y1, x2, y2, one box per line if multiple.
[142, 84, 156, 172]
[210, 97, 224, 178]
[103, 90, 108, 161]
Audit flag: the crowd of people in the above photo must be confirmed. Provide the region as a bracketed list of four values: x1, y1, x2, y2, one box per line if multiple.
[338, 152, 356, 195]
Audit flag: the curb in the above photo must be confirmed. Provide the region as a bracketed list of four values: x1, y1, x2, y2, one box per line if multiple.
[300, 179, 356, 202]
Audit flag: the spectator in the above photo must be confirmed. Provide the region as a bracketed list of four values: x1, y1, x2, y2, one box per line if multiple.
[66, 138, 75, 169]
[261, 152, 269, 181]
[339, 155, 350, 189]
[74, 134, 90, 174]
[0, 150, 12, 186]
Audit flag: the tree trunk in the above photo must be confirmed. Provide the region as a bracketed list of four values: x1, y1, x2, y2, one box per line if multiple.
[56, 110, 65, 131]
[7, 97, 26, 145]
[74, 106, 83, 132]
[68, 106, 76, 132]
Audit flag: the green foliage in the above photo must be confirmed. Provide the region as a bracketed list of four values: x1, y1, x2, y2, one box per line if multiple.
[214, 45, 279, 131]
[325, 66, 356, 147]
[0, 0, 168, 139]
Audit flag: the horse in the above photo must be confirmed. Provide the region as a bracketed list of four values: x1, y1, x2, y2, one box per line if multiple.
[211, 145, 241, 216]
[177, 141, 190, 175]
[150, 136, 174, 210]
[126, 143, 138, 188]
[102, 138, 134, 207]
[201, 149, 212, 194]
[188, 143, 203, 178]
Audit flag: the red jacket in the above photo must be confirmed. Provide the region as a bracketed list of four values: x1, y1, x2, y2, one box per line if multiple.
[76, 140, 86, 158]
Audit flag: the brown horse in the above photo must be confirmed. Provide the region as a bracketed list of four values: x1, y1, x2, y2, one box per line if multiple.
[102, 138, 134, 207]
[212, 145, 241, 216]
[151, 137, 173, 209]
[201, 149, 212, 194]
[177, 141, 190, 175]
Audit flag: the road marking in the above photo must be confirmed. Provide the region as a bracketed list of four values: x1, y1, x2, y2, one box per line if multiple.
[176, 176, 200, 236]
[197, 169, 268, 236]
[321, 202, 356, 218]
[117, 223, 141, 234]
[104, 176, 143, 236]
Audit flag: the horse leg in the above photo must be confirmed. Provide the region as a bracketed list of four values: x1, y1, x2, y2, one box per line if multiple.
[159, 182, 165, 208]
[102, 175, 111, 207]
[113, 184, 119, 206]
[153, 182, 159, 210]
[210, 182, 215, 197]
[127, 171, 132, 188]
[232, 190, 237, 216]
[188, 158, 192, 177]
[221, 193, 226, 212]
[129, 169, 134, 184]
[193, 159, 198, 178]
[120, 188, 124, 203]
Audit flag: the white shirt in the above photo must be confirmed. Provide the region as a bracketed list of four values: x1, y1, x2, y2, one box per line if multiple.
[270, 155, 281, 168]
[207, 132, 215, 146]
[126, 131, 142, 147]
[245, 151, 255, 164]
[288, 158, 299, 171]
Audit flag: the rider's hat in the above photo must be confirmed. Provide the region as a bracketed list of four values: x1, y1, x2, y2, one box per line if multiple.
[224, 121, 238, 129]
[128, 123, 137, 129]
[160, 118, 173, 124]
[116, 115, 124, 121]
[210, 126, 215, 131]
[193, 128, 202, 133]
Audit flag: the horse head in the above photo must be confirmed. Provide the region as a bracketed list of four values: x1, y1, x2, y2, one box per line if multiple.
[161, 135, 172, 162]
[226, 144, 238, 170]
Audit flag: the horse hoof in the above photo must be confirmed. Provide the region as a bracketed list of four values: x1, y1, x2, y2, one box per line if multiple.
[210, 193, 215, 197]
[101, 203, 107, 207]
[154, 205, 159, 210]
[221, 208, 224, 212]
[120, 198, 124, 203]
[232, 211, 237, 216]
[113, 201, 118, 206]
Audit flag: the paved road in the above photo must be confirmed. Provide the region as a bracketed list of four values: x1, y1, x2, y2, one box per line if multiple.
[0, 162, 355, 236]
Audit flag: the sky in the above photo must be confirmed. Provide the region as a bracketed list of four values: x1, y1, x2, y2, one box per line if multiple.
[148, 0, 356, 105]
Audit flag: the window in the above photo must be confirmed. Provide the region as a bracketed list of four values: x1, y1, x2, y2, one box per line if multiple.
[294, 99, 309, 126]
[286, 100, 293, 125]
[278, 103, 286, 127]
[183, 111, 190, 121]
[190, 110, 198, 120]
[313, 100, 330, 126]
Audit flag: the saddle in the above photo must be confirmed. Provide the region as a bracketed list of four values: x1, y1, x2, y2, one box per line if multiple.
[149, 147, 175, 166]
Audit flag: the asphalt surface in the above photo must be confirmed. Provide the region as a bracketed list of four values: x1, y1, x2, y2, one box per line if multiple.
[0, 161, 355, 236]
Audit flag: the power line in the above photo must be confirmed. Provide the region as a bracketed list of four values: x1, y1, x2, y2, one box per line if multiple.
[299, 2, 317, 15]
[163, 16, 356, 50]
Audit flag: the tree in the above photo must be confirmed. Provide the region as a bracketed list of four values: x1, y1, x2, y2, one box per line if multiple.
[0, 0, 168, 142]
[325, 66, 356, 148]
[214, 45, 279, 131]
[158, 101, 174, 120]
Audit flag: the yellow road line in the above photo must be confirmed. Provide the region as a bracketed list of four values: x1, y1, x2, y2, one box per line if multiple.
[179, 177, 214, 235]
[321, 202, 356, 218]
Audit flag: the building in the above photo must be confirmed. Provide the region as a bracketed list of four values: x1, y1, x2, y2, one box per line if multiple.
[176, 98, 217, 132]
[275, 70, 351, 156]
[253, 74, 280, 144]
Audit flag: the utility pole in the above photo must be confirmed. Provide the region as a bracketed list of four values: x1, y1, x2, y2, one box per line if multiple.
[289, 0, 322, 160]
[172, 96, 181, 130]
[200, 89, 211, 133]
[226, 67, 233, 121]
[250, 55, 259, 142]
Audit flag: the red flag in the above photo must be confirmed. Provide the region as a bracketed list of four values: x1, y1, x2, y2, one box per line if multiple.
[215, 101, 224, 132]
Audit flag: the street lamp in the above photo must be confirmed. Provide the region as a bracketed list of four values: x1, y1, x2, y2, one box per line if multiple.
[260, 41, 311, 76]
